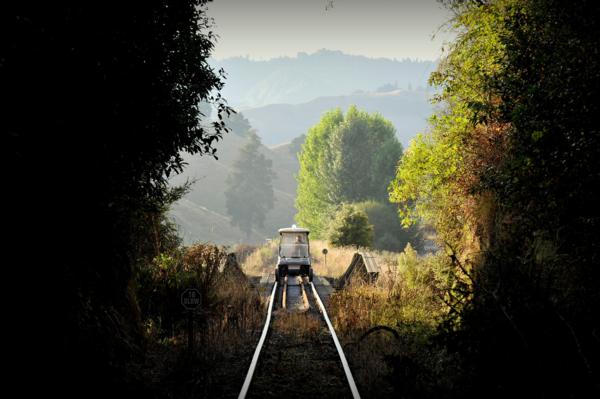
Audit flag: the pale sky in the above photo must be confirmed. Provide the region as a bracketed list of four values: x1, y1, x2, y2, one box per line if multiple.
[206, 0, 455, 61]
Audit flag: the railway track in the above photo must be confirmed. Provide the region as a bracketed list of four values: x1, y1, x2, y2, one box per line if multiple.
[238, 275, 360, 399]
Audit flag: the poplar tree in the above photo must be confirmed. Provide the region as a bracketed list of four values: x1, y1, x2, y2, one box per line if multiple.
[295, 106, 402, 236]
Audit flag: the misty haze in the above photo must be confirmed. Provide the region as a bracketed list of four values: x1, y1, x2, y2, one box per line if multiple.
[14, 1, 599, 398]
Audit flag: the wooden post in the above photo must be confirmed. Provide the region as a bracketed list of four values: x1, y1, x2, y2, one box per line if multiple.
[187, 310, 194, 354]
[181, 288, 201, 358]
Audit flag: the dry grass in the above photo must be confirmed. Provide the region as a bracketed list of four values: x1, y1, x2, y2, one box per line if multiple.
[164, 241, 454, 397]
[309, 240, 356, 277]
[202, 276, 265, 355]
[272, 310, 321, 340]
[144, 273, 268, 398]
[327, 250, 459, 398]
[241, 238, 400, 279]
[230, 243, 258, 266]
[240, 238, 278, 276]
[140, 244, 270, 398]
[235, 238, 462, 396]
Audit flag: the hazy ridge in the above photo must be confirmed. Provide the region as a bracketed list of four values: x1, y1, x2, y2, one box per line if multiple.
[243, 89, 433, 147]
[170, 133, 299, 245]
[213, 49, 437, 107]
[172, 50, 439, 244]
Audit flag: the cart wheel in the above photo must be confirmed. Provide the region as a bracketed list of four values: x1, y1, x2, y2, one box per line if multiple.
[275, 268, 280, 283]
[309, 268, 314, 282]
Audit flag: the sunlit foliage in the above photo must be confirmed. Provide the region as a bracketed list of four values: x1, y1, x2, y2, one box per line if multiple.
[389, 0, 600, 396]
[296, 106, 402, 236]
[327, 204, 374, 248]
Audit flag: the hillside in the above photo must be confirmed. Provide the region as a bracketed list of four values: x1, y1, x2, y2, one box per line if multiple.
[169, 133, 300, 245]
[213, 49, 437, 108]
[242, 88, 434, 147]
[170, 88, 434, 243]
[171, 50, 440, 243]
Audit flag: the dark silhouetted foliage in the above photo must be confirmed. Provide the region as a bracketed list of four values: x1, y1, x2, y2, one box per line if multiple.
[5, 1, 230, 396]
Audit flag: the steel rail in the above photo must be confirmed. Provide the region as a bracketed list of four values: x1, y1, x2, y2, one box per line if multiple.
[282, 276, 287, 309]
[310, 282, 361, 399]
[238, 280, 278, 399]
[300, 278, 310, 310]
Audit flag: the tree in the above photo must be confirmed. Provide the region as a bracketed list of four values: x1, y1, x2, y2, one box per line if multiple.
[355, 200, 422, 252]
[6, 1, 230, 395]
[389, 0, 600, 396]
[225, 111, 252, 137]
[327, 204, 374, 248]
[296, 106, 403, 236]
[225, 132, 275, 238]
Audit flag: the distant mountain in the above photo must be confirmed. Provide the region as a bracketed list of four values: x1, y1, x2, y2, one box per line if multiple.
[213, 49, 437, 108]
[242, 89, 435, 147]
[170, 50, 441, 244]
[169, 133, 299, 245]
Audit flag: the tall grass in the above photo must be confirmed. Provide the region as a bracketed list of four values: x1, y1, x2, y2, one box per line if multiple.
[328, 246, 461, 398]
[137, 243, 266, 398]
[240, 238, 278, 276]
[240, 238, 399, 278]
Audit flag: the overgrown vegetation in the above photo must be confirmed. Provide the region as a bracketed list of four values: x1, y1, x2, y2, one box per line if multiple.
[240, 236, 456, 398]
[241, 238, 400, 278]
[329, 245, 461, 398]
[136, 241, 265, 398]
[7, 2, 234, 395]
[388, 0, 600, 396]
[240, 239, 280, 277]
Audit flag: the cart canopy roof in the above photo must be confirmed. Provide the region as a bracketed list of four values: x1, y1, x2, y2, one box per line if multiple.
[278, 225, 310, 235]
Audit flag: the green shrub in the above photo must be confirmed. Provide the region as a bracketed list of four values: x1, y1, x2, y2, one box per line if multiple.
[327, 204, 374, 248]
[355, 200, 423, 252]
